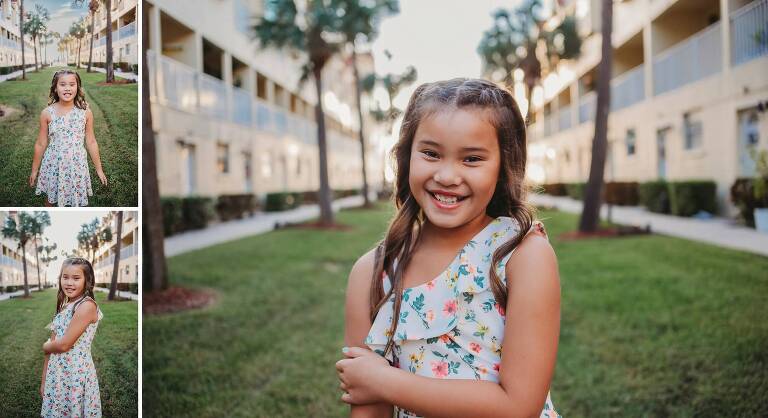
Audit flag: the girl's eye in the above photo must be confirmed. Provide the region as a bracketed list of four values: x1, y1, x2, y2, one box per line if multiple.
[464, 156, 483, 163]
[421, 150, 438, 159]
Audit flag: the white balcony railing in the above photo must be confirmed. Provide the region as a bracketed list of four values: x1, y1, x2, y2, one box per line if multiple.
[611, 64, 645, 111]
[118, 21, 136, 40]
[653, 22, 722, 95]
[148, 50, 344, 146]
[731, 0, 768, 66]
[543, 113, 555, 136]
[558, 105, 572, 132]
[579, 91, 596, 124]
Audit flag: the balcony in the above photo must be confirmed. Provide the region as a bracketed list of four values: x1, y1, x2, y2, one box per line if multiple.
[653, 22, 722, 95]
[579, 91, 596, 124]
[558, 105, 572, 132]
[611, 65, 645, 111]
[148, 50, 325, 144]
[118, 21, 136, 40]
[731, 0, 768, 65]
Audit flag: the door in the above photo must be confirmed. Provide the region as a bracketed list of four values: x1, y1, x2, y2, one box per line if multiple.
[243, 151, 253, 193]
[180, 143, 197, 195]
[738, 109, 760, 177]
[656, 127, 669, 179]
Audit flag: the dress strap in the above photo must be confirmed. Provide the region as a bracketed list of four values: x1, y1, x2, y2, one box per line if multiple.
[46, 105, 55, 117]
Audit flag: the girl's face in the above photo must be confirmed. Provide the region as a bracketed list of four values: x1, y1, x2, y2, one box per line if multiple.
[61, 265, 87, 299]
[408, 107, 501, 229]
[55, 74, 78, 103]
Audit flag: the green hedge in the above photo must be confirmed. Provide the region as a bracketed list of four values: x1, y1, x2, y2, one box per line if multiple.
[565, 183, 586, 200]
[605, 182, 639, 206]
[95, 283, 139, 294]
[215, 194, 256, 221]
[668, 181, 717, 216]
[161, 196, 213, 236]
[731, 178, 768, 227]
[639, 180, 671, 214]
[265, 192, 303, 212]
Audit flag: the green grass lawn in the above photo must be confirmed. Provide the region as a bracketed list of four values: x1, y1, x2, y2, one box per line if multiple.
[0, 289, 138, 417]
[143, 204, 768, 417]
[0, 66, 138, 206]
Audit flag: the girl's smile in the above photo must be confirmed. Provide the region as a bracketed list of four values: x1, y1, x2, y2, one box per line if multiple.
[56, 74, 78, 103]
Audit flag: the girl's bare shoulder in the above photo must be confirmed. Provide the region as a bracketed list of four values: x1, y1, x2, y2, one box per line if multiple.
[347, 246, 379, 291]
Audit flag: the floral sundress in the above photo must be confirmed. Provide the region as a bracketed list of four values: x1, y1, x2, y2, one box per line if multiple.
[42, 297, 103, 418]
[365, 217, 561, 418]
[35, 104, 93, 207]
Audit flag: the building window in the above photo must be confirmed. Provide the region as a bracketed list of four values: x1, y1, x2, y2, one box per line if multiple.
[683, 112, 702, 150]
[217, 143, 230, 174]
[625, 128, 636, 156]
[260, 152, 272, 177]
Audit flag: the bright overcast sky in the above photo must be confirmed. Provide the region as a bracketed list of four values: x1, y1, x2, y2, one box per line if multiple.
[25, 0, 88, 61]
[40, 210, 107, 281]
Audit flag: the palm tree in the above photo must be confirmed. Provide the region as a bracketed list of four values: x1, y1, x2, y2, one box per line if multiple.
[31, 211, 51, 292]
[104, 0, 114, 82]
[18, 0, 26, 80]
[478, 0, 581, 122]
[337, 0, 399, 208]
[23, 5, 49, 72]
[39, 239, 58, 288]
[142, 0, 169, 292]
[69, 19, 87, 69]
[579, 0, 613, 233]
[2, 213, 37, 298]
[365, 66, 417, 128]
[72, 0, 100, 72]
[254, 0, 350, 226]
[108, 211, 123, 300]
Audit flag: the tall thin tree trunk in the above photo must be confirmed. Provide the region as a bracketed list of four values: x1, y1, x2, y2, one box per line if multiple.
[88, 12, 95, 72]
[142, 0, 168, 292]
[578, 0, 613, 233]
[77, 38, 82, 69]
[313, 65, 334, 226]
[105, 0, 114, 82]
[525, 82, 535, 124]
[351, 48, 371, 207]
[20, 0, 26, 80]
[33, 37, 38, 70]
[35, 238, 42, 291]
[108, 211, 123, 300]
[21, 245, 29, 297]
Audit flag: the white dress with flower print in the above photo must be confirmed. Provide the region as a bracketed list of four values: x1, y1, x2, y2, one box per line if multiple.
[35, 105, 93, 207]
[41, 298, 103, 418]
[365, 217, 560, 418]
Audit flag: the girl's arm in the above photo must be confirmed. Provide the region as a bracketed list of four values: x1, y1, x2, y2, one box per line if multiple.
[84, 108, 107, 186]
[40, 332, 52, 397]
[43, 300, 98, 354]
[343, 249, 394, 418]
[338, 233, 561, 418]
[29, 110, 50, 187]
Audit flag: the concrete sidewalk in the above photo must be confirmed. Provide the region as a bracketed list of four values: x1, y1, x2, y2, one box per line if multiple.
[0, 285, 42, 301]
[89, 66, 138, 81]
[530, 194, 768, 257]
[0, 65, 41, 83]
[164, 195, 366, 257]
[94, 286, 139, 301]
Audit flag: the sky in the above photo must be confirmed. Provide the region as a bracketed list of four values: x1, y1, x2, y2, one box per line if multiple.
[41, 210, 108, 282]
[26, 0, 89, 60]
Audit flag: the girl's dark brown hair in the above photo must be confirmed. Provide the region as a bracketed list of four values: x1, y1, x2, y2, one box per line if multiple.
[48, 69, 88, 110]
[55, 257, 97, 315]
[370, 78, 537, 357]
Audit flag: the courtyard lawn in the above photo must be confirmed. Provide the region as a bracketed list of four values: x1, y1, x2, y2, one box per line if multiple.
[0, 288, 138, 417]
[0, 66, 138, 206]
[143, 203, 768, 417]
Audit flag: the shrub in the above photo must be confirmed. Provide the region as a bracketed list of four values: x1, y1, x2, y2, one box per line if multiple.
[730, 178, 768, 227]
[182, 197, 214, 230]
[132, 64, 139, 74]
[639, 180, 670, 214]
[160, 197, 183, 236]
[565, 183, 586, 200]
[215, 194, 256, 221]
[265, 192, 303, 212]
[605, 182, 639, 206]
[668, 181, 717, 216]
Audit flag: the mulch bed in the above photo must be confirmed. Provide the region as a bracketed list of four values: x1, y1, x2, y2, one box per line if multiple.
[558, 225, 651, 241]
[0, 104, 19, 119]
[95, 79, 134, 86]
[143, 286, 217, 315]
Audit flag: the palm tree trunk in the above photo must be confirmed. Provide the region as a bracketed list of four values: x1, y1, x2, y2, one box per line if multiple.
[88, 12, 95, 72]
[351, 48, 371, 207]
[19, 0, 26, 80]
[525, 82, 535, 124]
[35, 238, 42, 291]
[33, 37, 38, 71]
[141, 1, 168, 292]
[108, 211, 123, 300]
[105, 0, 114, 82]
[313, 65, 334, 226]
[21, 245, 29, 297]
[578, 0, 613, 233]
[77, 38, 82, 69]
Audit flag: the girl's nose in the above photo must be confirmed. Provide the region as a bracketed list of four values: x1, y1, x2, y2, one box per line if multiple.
[433, 164, 462, 186]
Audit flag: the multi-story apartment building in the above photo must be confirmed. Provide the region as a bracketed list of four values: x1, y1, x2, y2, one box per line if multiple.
[145, 0, 383, 198]
[527, 0, 768, 216]
[92, 211, 139, 291]
[0, 0, 38, 71]
[90, 0, 138, 67]
[0, 211, 41, 292]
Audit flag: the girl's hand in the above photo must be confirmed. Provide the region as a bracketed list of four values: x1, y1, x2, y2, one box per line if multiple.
[335, 346, 391, 405]
[96, 170, 107, 186]
[29, 170, 38, 187]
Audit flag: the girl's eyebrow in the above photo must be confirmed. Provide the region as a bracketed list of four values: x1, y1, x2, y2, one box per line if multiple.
[416, 138, 490, 153]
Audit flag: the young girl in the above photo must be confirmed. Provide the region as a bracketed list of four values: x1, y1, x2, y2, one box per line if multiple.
[41, 257, 103, 417]
[336, 79, 561, 417]
[30, 69, 107, 207]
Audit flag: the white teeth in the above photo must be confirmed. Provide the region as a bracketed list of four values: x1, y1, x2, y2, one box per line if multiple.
[434, 193, 458, 204]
